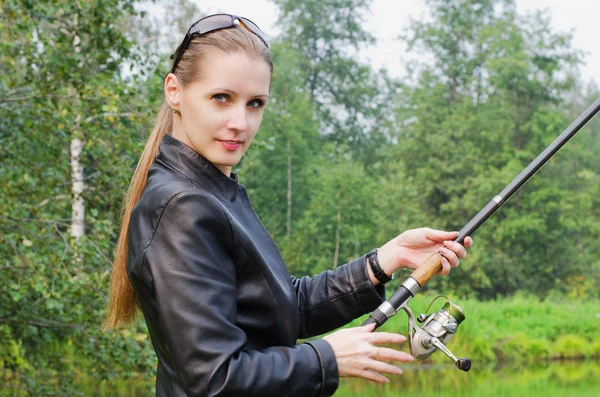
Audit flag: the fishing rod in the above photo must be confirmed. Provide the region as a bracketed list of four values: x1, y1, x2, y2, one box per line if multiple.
[363, 96, 600, 372]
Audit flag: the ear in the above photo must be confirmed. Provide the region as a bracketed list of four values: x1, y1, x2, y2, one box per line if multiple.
[164, 73, 181, 111]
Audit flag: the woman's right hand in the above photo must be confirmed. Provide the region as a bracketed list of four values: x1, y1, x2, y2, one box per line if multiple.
[322, 323, 414, 383]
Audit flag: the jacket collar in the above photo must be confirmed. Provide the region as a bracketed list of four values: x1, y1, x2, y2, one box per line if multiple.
[156, 134, 239, 202]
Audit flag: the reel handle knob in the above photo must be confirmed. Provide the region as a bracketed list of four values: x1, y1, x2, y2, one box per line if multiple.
[456, 357, 471, 372]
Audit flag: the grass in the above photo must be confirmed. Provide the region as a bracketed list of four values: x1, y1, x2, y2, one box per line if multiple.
[344, 293, 600, 363]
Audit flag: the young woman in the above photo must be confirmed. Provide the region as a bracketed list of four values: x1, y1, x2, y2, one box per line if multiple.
[104, 14, 472, 397]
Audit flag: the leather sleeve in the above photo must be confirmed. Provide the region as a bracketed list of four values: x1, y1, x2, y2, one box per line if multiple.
[291, 256, 386, 338]
[144, 191, 338, 397]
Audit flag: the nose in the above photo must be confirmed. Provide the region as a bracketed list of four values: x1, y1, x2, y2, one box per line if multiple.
[226, 105, 248, 132]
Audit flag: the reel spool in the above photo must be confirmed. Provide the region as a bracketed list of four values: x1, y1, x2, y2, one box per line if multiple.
[400, 295, 471, 371]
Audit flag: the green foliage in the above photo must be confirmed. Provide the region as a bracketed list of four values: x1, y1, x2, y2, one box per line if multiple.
[0, 326, 27, 371]
[1, 0, 599, 394]
[0, 0, 159, 394]
[272, 0, 396, 159]
[381, 0, 598, 298]
[498, 333, 551, 362]
[553, 335, 594, 359]
[340, 293, 600, 365]
[282, 145, 379, 275]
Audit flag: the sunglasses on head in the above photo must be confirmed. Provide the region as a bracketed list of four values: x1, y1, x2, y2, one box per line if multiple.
[169, 14, 269, 74]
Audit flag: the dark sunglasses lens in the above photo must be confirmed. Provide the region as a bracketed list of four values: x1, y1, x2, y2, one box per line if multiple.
[195, 14, 234, 34]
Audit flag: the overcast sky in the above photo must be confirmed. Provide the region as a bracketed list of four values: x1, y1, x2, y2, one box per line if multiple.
[193, 0, 598, 85]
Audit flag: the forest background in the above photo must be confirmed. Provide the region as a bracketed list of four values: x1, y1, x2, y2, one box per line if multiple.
[1, 0, 599, 395]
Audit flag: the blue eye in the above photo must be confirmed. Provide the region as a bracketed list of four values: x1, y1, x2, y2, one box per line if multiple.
[213, 94, 228, 103]
[248, 99, 264, 109]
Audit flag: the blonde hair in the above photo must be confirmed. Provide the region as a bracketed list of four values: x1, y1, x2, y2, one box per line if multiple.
[103, 25, 272, 330]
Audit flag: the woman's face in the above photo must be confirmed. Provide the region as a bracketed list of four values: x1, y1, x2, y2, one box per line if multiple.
[167, 49, 271, 176]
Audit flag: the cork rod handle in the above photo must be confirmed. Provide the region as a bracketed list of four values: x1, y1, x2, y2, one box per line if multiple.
[409, 252, 443, 287]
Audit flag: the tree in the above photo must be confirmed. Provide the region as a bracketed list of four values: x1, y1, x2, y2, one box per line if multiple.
[382, 0, 585, 298]
[272, 0, 396, 160]
[0, 0, 159, 392]
[281, 144, 379, 276]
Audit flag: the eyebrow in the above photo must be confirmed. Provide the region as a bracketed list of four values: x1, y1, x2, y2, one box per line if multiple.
[211, 88, 270, 99]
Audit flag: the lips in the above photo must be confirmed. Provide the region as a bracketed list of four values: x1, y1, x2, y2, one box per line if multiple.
[218, 139, 243, 151]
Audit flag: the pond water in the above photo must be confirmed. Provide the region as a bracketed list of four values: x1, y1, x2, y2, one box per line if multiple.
[336, 361, 600, 397]
[7, 360, 597, 396]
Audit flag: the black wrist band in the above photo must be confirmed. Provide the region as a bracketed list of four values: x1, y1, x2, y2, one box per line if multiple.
[366, 248, 393, 284]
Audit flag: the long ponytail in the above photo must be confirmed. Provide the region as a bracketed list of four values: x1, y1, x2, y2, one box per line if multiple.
[103, 102, 172, 330]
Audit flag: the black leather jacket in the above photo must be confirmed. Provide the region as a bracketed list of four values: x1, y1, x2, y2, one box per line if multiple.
[126, 134, 386, 397]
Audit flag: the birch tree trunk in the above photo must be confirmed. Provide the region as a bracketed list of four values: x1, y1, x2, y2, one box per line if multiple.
[71, 137, 85, 239]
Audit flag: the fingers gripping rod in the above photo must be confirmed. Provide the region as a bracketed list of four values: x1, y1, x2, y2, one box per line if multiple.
[363, 96, 600, 329]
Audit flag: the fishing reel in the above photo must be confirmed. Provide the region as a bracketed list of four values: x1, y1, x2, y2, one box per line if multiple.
[400, 295, 471, 371]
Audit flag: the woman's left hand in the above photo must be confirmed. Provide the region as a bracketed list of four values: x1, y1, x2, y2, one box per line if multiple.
[375, 228, 473, 280]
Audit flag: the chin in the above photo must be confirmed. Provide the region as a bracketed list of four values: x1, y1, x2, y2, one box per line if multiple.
[213, 157, 240, 171]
